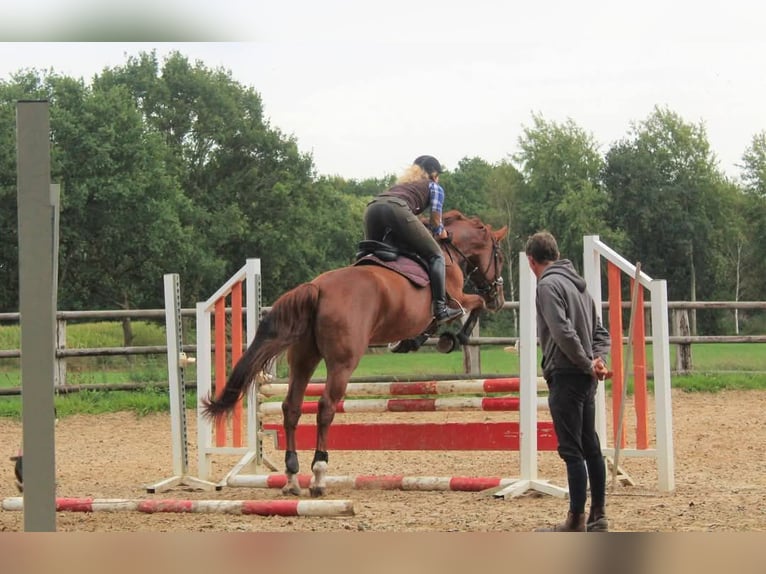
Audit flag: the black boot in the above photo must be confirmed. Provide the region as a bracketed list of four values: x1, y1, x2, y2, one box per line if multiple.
[428, 255, 462, 324]
[535, 510, 586, 532]
[586, 506, 608, 532]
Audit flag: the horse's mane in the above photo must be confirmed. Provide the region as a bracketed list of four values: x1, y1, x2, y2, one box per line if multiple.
[442, 210, 492, 235]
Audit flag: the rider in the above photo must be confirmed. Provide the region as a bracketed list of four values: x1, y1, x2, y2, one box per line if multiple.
[364, 155, 463, 324]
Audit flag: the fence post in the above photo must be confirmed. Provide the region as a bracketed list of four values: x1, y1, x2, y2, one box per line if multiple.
[672, 309, 693, 372]
[55, 318, 67, 387]
[463, 318, 481, 374]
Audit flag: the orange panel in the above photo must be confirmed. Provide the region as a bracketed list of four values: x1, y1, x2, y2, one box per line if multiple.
[231, 282, 243, 447]
[214, 297, 227, 447]
[632, 280, 648, 449]
[607, 263, 626, 448]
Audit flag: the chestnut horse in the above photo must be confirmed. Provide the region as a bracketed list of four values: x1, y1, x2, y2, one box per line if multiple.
[202, 210, 508, 496]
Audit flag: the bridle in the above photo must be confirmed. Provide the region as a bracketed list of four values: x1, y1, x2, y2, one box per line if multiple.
[444, 233, 504, 299]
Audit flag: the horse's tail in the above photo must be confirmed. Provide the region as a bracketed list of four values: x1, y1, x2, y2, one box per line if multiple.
[201, 282, 319, 419]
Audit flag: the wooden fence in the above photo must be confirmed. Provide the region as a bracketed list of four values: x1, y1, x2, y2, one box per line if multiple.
[0, 301, 764, 388]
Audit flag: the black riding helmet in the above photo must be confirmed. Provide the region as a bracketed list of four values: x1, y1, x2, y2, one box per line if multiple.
[413, 155, 442, 177]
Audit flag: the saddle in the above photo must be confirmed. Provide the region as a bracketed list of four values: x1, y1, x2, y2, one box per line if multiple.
[354, 239, 430, 287]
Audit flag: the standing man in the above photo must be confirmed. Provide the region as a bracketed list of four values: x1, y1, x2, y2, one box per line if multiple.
[526, 231, 611, 532]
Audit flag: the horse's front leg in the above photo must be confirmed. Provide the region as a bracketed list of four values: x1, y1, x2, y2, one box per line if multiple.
[457, 309, 482, 345]
[454, 293, 485, 314]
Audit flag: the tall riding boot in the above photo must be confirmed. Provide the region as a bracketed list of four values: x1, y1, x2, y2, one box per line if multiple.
[535, 510, 586, 532]
[428, 255, 462, 324]
[586, 505, 608, 532]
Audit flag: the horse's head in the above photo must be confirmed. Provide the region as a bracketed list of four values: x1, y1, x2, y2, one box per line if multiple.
[443, 211, 508, 311]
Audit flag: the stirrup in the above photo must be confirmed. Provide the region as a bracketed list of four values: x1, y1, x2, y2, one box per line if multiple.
[434, 306, 463, 324]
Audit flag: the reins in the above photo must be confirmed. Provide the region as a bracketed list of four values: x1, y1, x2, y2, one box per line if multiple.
[442, 233, 503, 296]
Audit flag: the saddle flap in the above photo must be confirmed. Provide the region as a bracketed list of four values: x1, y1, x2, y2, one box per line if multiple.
[356, 239, 399, 262]
[354, 254, 429, 287]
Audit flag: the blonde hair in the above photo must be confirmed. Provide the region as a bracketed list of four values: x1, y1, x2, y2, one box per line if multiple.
[397, 164, 429, 185]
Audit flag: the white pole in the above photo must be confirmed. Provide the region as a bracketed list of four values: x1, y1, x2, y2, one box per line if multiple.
[196, 302, 213, 481]
[164, 273, 187, 478]
[583, 236, 608, 447]
[650, 279, 675, 491]
[518, 251, 538, 482]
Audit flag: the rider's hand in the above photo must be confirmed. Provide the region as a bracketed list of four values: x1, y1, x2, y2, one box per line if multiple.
[438, 229, 450, 241]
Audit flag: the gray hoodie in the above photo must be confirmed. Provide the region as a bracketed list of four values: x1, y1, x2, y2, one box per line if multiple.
[536, 259, 611, 380]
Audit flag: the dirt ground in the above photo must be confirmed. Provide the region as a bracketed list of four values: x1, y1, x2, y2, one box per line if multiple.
[1, 388, 764, 532]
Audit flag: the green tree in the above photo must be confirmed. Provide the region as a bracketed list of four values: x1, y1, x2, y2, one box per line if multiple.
[55, 79, 193, 313]
[95, 51, 321, 303]
[602, 106, 736, 332]
[480, 159, 527, 336]
[0, 69, 195, 338]
[0, 72, 51, 311]
[737, 132, 766, 306]
[514, 113, 611, 265]
[312, 176, 369, 267]
[442, 157, 493, 218]
[741, 131, 766, 197]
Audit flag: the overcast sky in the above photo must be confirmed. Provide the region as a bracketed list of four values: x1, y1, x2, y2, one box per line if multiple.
[1, 1, 764, 181]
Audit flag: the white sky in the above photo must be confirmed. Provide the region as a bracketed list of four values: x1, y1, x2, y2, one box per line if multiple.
[1, 1, 764, 181]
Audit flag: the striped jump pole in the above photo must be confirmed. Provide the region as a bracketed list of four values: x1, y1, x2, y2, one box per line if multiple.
[229, 474, 519, 492]
[258, 396, 549, 415]
[259, 377, 547, 398]
[2, 497, 354, 517]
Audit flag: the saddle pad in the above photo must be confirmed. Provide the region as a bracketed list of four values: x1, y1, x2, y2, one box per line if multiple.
[354, 254, 429, 287]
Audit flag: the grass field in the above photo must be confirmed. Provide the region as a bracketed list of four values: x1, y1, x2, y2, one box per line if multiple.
[0, 321, 764, 419]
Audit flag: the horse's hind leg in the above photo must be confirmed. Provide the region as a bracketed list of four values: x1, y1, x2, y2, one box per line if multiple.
[309, 363, 355, 498]
[281, 341, 321, 496]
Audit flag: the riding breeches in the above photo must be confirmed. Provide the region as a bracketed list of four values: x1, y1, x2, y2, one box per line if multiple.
[364, 196, 441, 261]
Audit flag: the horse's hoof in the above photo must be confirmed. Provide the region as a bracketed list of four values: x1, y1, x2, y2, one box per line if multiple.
[281, 484, 302, 496]
[436, 332, 459, 353]
[309, 486, 325, 498]
[389, 340, 415, 353]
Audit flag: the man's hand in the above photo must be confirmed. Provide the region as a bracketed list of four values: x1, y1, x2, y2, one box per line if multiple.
[593, 357, 613, 380]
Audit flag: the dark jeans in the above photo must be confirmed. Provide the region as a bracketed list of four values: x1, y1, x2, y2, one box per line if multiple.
[547, 372, 606, 513]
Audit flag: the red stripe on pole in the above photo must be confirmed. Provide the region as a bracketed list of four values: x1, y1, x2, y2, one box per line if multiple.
[241, 500, 299, 516]
[264, 474, 313, 488]
[448, 477, 503, 491]
[483, 378, 521, 393]
[480, 397, 520, 411]
[56, 497, 94, 512]
[303, 383, 327, 396]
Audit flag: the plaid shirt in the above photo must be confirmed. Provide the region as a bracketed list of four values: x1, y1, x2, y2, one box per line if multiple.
[429, 181, 446, 234]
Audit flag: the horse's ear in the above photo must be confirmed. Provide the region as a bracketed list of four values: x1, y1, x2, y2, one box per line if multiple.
[494, 225, 509, 241]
